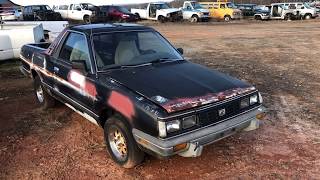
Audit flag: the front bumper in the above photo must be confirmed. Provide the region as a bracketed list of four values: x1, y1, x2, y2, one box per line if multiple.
[133, 106, 266, 157]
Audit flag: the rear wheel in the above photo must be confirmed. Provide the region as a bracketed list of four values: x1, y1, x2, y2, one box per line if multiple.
[135, 13, 141, 20]
[33, 76, 55, 109]
[83, 15, 90, 24]
[104, 115, 144, 168]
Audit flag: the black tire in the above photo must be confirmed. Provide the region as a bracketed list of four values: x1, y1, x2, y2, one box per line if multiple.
[83, 15, 90, 24]
[190, 15, 199, 23]
[304, 14, 312, 20]
[158, 15, 166, 23]
[284, 14, 292, 21]
[135, 13, 141, 20]
[33, 76, 55, 109]
[254, 15, 262, 20]
[224, 15, 231, 22]
[104, 115, 144, 168]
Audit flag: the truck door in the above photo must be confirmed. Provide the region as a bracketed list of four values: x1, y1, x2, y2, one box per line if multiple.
[52, 31, 97, 111]
[71, 4, 83, 21]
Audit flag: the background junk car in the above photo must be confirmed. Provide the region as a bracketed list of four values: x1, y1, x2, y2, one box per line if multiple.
[19, 23, 266, 168]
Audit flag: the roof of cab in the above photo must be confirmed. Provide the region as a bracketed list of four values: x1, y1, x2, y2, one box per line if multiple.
[69, 23, 154, 34]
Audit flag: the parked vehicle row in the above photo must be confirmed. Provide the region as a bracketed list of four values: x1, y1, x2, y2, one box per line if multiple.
[2, 1, 318, 24]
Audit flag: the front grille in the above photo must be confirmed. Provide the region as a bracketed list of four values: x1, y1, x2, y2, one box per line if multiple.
[203, 12, 209, 16]
[198, 93, 258, 127]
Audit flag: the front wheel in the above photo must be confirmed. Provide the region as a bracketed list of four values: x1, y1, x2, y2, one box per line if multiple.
[224, 15, 231, 22]
[158, 15, 166, 23]
[304, 14, 312, 20]
[104, 115, 144, 168]
[190, 15, 199, 23]
[33, 76, 55, 109]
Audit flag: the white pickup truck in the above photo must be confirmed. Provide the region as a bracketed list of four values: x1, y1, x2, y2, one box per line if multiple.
[181, 1, 210, 22]
[131, 2, 182, 22]
[0, 23, 44, 61]
[53, 4, 95, 23]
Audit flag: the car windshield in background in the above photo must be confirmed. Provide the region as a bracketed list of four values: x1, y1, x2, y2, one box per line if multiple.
[191, 2, 204, 9]
[81, 3, 95, 10]
[93, 31, 183, 71]
[116, 6, 131, 14]
[227, 3, 236, 9]
[33, 5, 51, 11]
[156, 4, 170, 9]
[304, 3, 312, 9]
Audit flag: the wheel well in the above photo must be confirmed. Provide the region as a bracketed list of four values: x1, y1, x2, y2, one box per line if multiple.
[192, 14, 198, 18]
[31, 69, 38, 79]
[305, 13, 312, 16]
[99, 108, 115, 128]
[83, 14, 90, 19]
[158, 15, 164, 19]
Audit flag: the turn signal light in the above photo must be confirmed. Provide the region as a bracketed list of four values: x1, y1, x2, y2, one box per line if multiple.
[256, 113, 266, 120]
[173, 143, 187, 152]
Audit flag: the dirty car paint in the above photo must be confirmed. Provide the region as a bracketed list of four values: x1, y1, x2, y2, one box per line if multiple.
[161, 86, 256, 113]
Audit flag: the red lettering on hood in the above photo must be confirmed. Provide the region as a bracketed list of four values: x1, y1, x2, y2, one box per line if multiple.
[108, 91, 135, 120]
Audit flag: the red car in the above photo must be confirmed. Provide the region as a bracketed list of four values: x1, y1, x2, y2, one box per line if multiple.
[99, 5, 139, 22]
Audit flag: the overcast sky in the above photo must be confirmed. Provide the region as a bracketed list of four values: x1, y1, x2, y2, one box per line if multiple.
[10, 0, 173, 6]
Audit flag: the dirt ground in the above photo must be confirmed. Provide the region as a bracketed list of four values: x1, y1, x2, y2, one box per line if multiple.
[0, 20, 320, 179]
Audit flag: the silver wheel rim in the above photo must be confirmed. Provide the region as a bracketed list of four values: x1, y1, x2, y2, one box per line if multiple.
[36, 85, 44, 103]
[225, 17, 230, 21]
[305, 15, 311, 20]
[191, 17, 197, 22]
[108, 126, 128, 161]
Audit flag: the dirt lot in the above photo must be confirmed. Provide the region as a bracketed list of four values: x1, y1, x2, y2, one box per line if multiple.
[0, 20, 320, 179]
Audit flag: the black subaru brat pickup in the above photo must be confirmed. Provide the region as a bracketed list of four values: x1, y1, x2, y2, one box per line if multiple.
[20, 23, 266, 168]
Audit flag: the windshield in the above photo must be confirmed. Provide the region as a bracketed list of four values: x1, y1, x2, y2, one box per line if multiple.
[155, 3, 170, 9]
[116, 6, 131, 14]
[226, 2, 236, 9]
[191, 2, 204, 9]
[33, 5, 51, 11]
[93, 31, 183, 71]
[81, 3, 95, 10]
[304, 3, 312, 9]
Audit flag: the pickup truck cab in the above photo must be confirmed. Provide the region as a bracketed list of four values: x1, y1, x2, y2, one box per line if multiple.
[131, 2, 182, 22]
[200, 1, 242, 21]
[20, 23, 266, 168]
[181, 1, 210, 22]
[53, 3, 99, 23]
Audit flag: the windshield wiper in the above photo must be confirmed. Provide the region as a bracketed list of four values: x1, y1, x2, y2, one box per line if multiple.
[149, 58, 179, 64]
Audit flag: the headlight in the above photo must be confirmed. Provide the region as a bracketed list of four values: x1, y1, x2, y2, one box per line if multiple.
[166, 120, 181, 133]
[182, 115, 197, 129]
[240, 97, 250, 109]
[250, 94, 258, 105]
[158, 115, 198, 137]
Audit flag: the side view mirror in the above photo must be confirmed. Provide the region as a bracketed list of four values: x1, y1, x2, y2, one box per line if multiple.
[177, 48, 184, 55]
[72, 60, 87, 74]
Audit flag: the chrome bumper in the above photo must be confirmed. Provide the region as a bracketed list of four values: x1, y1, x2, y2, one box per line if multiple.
[133, 106, 266, 157]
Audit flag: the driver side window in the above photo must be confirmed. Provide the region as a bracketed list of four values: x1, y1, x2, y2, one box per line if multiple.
[59, 32, 91, 71]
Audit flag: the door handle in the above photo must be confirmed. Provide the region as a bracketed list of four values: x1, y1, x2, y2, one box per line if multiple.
[54, 66, 59, 73]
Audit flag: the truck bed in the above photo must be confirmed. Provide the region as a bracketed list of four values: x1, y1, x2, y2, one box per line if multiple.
[20, 43, 51, 76]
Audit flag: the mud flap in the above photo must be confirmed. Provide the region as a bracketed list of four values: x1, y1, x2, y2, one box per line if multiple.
[178, 143, 203, 157]
[243, 119, 260, 131]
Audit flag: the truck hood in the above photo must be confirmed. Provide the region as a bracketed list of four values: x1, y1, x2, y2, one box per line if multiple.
[108, 61, 255, 113]
[157, 8, 181, 14]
